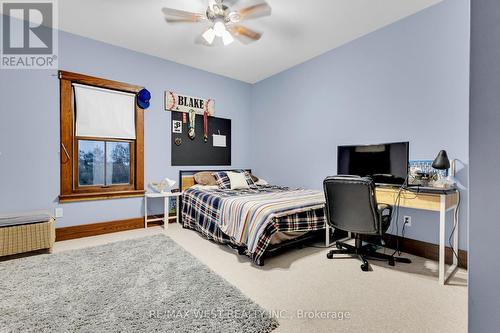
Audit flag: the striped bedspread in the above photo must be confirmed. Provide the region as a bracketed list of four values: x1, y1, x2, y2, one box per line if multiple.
[219, 189, 325, 255]
[182, 185, 326, 265]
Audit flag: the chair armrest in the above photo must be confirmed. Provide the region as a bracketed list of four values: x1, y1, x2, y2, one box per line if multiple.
[377, 203, 392, 216]
[377, 203, 392, 234]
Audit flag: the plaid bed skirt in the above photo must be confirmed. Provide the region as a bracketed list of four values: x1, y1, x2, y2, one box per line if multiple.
[182, 187, 326, 265]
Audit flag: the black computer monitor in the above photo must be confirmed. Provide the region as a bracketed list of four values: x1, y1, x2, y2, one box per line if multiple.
[337, 142, 409, 185]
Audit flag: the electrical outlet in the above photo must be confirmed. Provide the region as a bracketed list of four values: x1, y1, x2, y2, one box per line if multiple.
[403, 216, 412, 227]
[55, 207, 63, 218]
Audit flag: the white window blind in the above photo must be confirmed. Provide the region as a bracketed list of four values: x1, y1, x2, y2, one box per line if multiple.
[73, 83, 136, 139]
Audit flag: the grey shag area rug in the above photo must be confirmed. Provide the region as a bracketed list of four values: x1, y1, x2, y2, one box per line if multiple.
[0, 235, 278, 333]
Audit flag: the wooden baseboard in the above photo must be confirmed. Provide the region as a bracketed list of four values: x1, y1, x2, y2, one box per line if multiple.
[57, 217, 467, 269]
[382, 234, 468, 269]
[55, 215, 168, 241]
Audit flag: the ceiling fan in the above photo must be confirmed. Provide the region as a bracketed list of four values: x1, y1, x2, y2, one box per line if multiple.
[162, 0, 272, 46]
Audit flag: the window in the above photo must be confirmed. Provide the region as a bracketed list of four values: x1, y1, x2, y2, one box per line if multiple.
[77, 140, 131, 186]
[59, 71, 144, 202]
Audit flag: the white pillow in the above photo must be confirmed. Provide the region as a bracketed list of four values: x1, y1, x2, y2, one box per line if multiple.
[227, 172, 250, 190]
[255, 178, 269, 186]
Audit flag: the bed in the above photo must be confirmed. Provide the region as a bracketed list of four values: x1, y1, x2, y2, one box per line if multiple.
[179, 170, 327, 266]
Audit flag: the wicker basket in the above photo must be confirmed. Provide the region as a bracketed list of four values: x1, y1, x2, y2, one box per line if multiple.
[0, 218, 55, 257]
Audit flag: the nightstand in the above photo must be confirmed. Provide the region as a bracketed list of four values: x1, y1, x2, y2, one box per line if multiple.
[144, 192, 182, 231]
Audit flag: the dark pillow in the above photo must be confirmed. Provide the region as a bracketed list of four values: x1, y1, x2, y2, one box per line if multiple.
[212, 170, 257, 189]
[241, 170, 258, 189]
[212, 171, 231, 189]
[194, 172, 217, 186]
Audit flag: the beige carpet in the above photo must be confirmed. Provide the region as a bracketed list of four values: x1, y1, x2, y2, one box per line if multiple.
[55, 224, 467, 333]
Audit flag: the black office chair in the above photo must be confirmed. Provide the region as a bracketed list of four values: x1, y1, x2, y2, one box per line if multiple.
[323, 175, 411, 271]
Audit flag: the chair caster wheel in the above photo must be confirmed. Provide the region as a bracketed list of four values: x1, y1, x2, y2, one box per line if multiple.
[396, 257, 412, 264]
[326, 252, 334, 259]
[360, 263, 369, 271]
[388, 258, 395, 266]
[335, 242, 343, 250]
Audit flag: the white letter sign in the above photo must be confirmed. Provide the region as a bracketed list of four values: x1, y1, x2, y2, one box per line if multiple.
[165, 91, 215, 116]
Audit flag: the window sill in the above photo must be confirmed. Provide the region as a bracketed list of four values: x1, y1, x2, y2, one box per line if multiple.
[59, 190, 145, 203]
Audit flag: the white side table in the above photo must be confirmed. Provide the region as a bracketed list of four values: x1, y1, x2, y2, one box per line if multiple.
[144, 192, 182, 231]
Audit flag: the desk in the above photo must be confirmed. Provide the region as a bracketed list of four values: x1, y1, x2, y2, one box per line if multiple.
[376, 187, 460, 285]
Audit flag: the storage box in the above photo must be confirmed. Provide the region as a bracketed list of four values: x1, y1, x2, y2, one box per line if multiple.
[0, 217, 55, 257]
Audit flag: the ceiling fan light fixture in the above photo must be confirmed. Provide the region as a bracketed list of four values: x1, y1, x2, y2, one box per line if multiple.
[202, 28, 216, 44]
[222, 30, 234, 46]
[213, 20, 226, 37]
[162, 0, 270, 47]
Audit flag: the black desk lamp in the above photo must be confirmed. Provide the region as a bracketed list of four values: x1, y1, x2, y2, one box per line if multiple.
[432, 150, 450, 170]
[432, 150, 456, 188]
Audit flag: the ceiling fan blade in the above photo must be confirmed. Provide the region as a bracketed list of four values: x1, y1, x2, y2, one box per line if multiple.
[161, 7, 206, 23]
[237, 2, 271, 20]
[228, 25, 262, 44]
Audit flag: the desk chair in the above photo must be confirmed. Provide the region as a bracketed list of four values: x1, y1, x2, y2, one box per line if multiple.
[323, 175, 411, 271]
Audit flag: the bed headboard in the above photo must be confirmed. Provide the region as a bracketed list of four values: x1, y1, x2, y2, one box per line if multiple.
[179, 169, 252, 192]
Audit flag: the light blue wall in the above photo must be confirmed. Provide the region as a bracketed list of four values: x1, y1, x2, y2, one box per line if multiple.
[0, 0, 470, 252]
[250, 0, 469, 249]
[469, 0, 500, 331]
[0, 29, 252, 227]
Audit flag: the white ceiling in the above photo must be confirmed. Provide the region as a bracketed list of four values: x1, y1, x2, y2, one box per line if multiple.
[59, 0, 442, 83]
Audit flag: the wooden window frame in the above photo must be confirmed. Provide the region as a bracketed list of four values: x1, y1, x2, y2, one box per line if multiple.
[73, 138, 135, 192]
[59, 71, 144, 203]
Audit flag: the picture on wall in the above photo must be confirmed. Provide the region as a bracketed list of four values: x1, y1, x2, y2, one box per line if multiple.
[172, 120, 182, 133]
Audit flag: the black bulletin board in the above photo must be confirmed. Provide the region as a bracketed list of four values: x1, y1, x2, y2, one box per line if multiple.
[171, 111, 231, 166]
